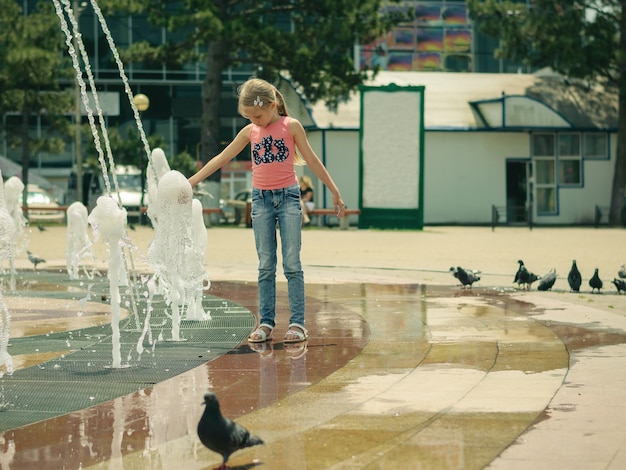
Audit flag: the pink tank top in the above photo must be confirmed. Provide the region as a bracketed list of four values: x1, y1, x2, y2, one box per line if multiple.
[249, 116, 298, 190]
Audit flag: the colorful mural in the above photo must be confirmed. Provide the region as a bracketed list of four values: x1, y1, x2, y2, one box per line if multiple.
[360, 1, 473, 72]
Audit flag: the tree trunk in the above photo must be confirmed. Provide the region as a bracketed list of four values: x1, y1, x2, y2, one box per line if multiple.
[201, 39, 227, 183]
[609, 1, 626, 226]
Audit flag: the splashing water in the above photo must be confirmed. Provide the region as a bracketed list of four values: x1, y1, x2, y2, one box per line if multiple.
[87, 196, 127, 368]
[0, 291, 13, 378]
[185, 199, 211, 321]
[3, 177, 28, 258]
[0, 172, 17, 294]
[51, 3, 211, 361]
[66, 201, 96, 280]
[0, 172, 14, 376]
[146, 148, 171, 229]
[147, 170, 209, 340]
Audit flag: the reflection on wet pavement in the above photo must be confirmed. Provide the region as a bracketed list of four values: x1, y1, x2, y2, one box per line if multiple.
[1, 280, 626, 469]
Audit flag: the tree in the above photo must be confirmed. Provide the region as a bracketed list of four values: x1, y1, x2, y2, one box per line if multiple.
[84, 125, 198, 179]
[468, 0, 626, 226]
[0, 0, 73, 206]
[98, 0, 405, 187]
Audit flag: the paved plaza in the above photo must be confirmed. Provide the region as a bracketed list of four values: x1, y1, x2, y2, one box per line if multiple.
[2, 224, 626, 469]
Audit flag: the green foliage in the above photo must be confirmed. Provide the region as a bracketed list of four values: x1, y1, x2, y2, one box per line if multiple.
[468, 0, 626, 225]
[169, 151, 198, 178]
[468, 0, 620, 83]
[0, 0, 74, 176]
[83, 124, 196, 177]
[83, 125, 164, 170]
[98, 0, 408, 108]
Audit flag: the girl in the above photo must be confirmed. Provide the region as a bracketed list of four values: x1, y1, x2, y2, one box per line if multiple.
[188, 78, 345, 344]
[299, 175, 314, 224]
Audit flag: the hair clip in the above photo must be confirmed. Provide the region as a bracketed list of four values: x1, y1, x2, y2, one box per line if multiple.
[253, 96, 264, 107]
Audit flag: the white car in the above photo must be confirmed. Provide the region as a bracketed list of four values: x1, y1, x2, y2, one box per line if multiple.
[26, 184, 65, 223]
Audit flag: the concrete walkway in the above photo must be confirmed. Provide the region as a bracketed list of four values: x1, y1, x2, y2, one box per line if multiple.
[2, 224, 626, 469]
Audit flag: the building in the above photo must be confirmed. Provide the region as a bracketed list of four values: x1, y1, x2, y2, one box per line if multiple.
[6, 0, 616, 226]
[281, 70, 618, 226]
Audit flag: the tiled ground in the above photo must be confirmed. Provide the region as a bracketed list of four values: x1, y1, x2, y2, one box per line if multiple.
[1, 225, 626, 469]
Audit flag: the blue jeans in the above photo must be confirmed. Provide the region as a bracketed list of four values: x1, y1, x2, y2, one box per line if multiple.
[251, 184, 305, 328]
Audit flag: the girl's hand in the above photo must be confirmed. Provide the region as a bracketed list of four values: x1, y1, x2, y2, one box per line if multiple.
[334, 196, 346, 217]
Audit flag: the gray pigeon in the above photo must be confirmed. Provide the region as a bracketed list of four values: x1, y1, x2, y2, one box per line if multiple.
[537, 268, 557, 291]
[27, 251, 46, 270]
[514, 260, 538, 290]
[198, 392, 263, 469]
[612, 278, 626, 294]
[618, 263, 626, 279]
[567, 260, 582, 292]
[450, 266, 480, 288]
[589, 268, 603, 293]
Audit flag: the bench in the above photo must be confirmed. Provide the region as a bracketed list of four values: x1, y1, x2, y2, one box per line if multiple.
[309, 208, 360, 230]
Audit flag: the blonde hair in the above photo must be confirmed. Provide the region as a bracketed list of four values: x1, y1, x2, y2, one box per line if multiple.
[238, 78, 304, 164]
[237, 78, 289, 117]
[300, 175, 313, 189]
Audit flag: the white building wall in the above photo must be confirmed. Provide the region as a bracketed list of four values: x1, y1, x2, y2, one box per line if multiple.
[305, 130, 361, 225]
[534, 134, 616, 225]
[424, 132, 529, 224]
[307, 128, 617, 226]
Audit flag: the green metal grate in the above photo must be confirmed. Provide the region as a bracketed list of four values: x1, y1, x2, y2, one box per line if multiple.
[0, 270, 256, 432]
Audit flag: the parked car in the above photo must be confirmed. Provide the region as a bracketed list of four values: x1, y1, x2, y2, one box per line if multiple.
[26, 184, 65, 223]
[223, 189, 251, 226]
[66, 165, 148, 223]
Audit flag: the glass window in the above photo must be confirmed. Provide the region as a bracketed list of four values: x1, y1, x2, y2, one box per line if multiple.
[532, 133, 555, 156]
[584, 133, 608, 159]
[536, 188, 556, 214]
[535, 159, 555, 184]
[559, 159, 581, 185]
[559, 134, 580, 157]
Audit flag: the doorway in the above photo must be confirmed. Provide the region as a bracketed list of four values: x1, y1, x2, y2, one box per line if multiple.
[506, 160, 529, 224]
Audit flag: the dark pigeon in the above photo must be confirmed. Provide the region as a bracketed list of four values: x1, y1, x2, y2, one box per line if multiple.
[618, 263, 626, 279]
[514, 260, 537, 290]
[514, 260, 529, 288]
[537, 268, 557, 291]
[612, 278, 626, 294]
[451, 266, 480, 288]
[198, 392, 263, 469]
[26, 251, 46, 270]
[567, 260, 582, 292]
[589, 268, 603, 294]
[526, 271, 540, 290]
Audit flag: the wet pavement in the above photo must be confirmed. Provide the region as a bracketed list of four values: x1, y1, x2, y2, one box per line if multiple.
[1, 225, 626, 469]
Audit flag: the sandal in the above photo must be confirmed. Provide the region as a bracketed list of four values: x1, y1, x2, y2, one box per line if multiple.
[249, 341, 274, 357]
[284, 341, 308, 360]
[248, 324, 274, 343]
[284, 323, 309, 343]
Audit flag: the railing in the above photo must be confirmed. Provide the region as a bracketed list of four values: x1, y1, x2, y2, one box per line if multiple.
[491, 204, 532, 231]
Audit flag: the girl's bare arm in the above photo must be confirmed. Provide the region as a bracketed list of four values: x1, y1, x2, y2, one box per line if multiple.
[189, 125, 251, 187]
[290, 119, 345, 216]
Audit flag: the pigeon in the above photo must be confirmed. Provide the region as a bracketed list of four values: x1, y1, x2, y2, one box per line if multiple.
[514, 260, 538, 290]
[618, 263, 626, 279]
[567, 260, 582, 292]
[37, 224, 47, 232]
[514, 260, 528, 288]
[526, 271, 540, 290]
[537, 268, 557, 291]
[27, 251, 46, 270]
[450, 266, 480, 288]
[589, 268, 603, 293]
[612, 278, 626, 294]
[198, 392, 263, 469]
